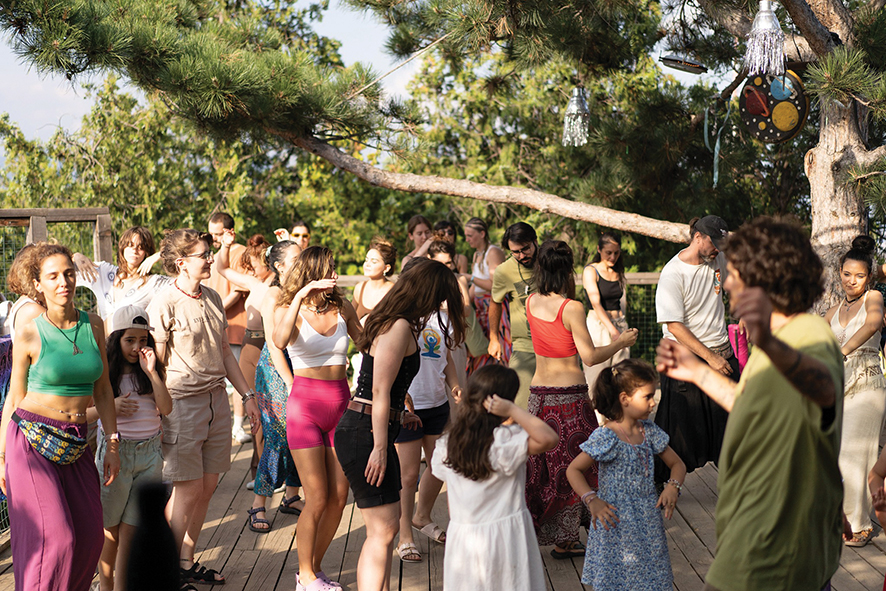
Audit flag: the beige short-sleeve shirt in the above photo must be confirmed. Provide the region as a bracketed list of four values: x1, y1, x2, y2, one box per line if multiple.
[148, 284, 228, 398]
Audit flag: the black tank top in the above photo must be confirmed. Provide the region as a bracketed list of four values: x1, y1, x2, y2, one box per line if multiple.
[593, 268, 624, 311]
[353, 349, 421, 412]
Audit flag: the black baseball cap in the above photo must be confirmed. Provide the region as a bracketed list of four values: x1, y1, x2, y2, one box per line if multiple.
[694, 215, 729, 250]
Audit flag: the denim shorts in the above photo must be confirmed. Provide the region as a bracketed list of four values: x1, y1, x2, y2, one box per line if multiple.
[394, 402, 450, 443]
[334, 409, 401, 509]
[95, 430, 163, 527]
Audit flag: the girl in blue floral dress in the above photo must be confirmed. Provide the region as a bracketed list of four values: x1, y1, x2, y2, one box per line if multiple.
[566, 359, 686, 591]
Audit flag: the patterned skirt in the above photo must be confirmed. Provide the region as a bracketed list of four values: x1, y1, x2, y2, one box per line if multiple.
[467, 294, 512, 376]
[525, 384, 597, 546]
[254, 344, 300, 497]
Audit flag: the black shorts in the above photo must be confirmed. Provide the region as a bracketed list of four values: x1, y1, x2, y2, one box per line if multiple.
[394, 402, 450, 443]
[334, 409, 402, 509]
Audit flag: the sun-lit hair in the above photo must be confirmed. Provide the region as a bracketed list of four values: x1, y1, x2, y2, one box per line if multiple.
[20, 243, 74, 288]
[240, 234, 272, 276]
[159, 229, 212, 276]
[407, 215, 432, 236]
[592, 359, 658, 422]
[267, 240, 299, 288]
[357, 258, 466, 354]
[7, 244, 40, 300]
[115, 227, 156, 288]
[369, 237, 397, 277]
[840, 235, 876, 290]
[589, 231, 625, 285]
[278, 245, 343, 311]
[427, 235, 456, 259]
[445, 365, 520, 481]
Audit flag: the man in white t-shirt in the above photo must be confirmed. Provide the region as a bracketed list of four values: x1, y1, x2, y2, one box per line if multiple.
[654, 215, 737, 482]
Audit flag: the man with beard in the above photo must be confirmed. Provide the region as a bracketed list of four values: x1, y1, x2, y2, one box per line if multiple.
[489, 222, 538, 409]
[654, 215, 736, 482]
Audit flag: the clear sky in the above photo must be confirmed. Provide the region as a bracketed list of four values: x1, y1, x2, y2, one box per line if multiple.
[0, 0, 416, 142]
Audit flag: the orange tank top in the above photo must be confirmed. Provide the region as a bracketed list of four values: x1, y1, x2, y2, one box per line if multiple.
[525, 295, 578, 358]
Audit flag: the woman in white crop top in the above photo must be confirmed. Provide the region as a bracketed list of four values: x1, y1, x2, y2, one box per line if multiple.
[824, 236, 886, 547]
[271, 246, 362, 590]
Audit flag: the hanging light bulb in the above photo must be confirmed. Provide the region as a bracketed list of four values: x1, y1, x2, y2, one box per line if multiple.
[743, 0, 785, 76]
[562, 87, 590, 147]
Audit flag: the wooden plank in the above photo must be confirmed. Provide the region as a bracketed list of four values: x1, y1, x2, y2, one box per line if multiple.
[665, 508, 714, 582]
[673, 481, 718, 551]
[26, 216, 47, 243]
[831, 564, 872, 591]
[427, 487, 449, 591]
[93, 213, 114, 263]
[540, 546, 585, 591]
[0, 208, 110, 221]
[665, 525, 705, 591]
[838, 546, 886, 591]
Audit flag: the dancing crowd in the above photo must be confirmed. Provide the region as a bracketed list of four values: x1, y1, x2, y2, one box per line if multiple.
[0, 211, 882, 591]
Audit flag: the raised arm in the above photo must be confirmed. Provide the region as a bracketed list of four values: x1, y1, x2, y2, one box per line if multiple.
[217, 229, 264, 292]
[271, 278, 337, 349]
[656, 339, 738, 411]
[566, 300, 637, 367]
[341, 299, 364, 342]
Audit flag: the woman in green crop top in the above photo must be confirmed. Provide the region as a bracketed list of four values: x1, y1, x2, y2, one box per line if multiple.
[0, 242, 120, 591]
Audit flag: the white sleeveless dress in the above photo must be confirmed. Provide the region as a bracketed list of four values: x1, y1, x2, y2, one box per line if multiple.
[831, 292, 886, 533]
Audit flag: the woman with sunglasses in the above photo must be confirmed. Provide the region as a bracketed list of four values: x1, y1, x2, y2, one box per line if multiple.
[433, 220, 469, 274]
[147, 229, 259, 587]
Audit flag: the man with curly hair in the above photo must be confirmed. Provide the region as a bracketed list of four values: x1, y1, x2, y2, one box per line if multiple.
[653, 215, 735, 482]
[656, 216, 843, 591]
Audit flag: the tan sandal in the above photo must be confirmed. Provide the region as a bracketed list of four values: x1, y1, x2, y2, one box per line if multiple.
[845, 527, 874, 547]
[397, 542, 422, 563]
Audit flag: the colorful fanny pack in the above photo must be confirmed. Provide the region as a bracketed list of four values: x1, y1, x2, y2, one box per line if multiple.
[12, 412, 88, 465]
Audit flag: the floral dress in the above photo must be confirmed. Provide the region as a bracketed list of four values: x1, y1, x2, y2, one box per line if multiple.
[580, 420, 672, 591]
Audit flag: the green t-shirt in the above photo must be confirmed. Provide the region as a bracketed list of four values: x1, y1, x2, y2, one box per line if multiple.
[706, 314, 844, 591]
[490, 257, 535, 353]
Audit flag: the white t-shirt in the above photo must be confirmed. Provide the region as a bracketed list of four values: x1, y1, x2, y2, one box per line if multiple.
[656, 250, 728, 347]
[78, 261, 171, 320]
[409, 312, 451, 410]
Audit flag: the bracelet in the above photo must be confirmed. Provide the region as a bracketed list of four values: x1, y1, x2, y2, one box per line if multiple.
[666, 479, 683, 496]
[107, 432, 121, 443]
[580, 490, 597, 504]
[241, 388, 257, 403]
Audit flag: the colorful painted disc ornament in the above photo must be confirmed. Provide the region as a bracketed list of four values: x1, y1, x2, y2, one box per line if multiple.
[739, 70, 809, 143]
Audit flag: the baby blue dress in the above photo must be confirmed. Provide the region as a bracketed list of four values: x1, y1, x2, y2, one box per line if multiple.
[580, 420, 672, 591]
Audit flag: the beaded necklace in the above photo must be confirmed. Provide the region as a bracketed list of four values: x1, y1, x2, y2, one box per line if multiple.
[616, 421, 649, 477]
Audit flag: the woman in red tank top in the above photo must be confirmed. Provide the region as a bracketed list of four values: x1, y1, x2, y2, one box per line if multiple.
[524, 240, 637, 559]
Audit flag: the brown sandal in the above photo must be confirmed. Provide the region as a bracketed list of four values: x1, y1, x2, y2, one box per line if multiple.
[845, 527, 874, 547]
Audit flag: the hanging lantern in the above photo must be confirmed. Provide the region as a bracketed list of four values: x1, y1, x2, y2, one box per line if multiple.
[743, 0, 785, 76]
[562, 87, 590, 147]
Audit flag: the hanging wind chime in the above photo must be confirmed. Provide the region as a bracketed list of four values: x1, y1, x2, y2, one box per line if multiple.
[561, 87, 590, 147]
[743, 0, 785, 76]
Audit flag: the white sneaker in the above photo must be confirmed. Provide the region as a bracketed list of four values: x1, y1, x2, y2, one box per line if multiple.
[233, 426, 252, 443]
[246, 480, 255, 490]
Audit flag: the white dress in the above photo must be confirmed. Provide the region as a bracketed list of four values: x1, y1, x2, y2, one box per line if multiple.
[432, 424, 544, 591]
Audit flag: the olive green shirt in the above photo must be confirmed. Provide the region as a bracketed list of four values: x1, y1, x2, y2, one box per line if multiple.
[706, 314, 844, 591]
[490, 257, 535, 353]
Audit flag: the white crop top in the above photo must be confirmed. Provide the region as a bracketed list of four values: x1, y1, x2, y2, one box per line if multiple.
[286, 313, 350, 369]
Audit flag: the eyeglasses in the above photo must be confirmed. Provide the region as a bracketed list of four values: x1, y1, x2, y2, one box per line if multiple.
[182, 251, 213, 260]
[510, 244, 534, 256]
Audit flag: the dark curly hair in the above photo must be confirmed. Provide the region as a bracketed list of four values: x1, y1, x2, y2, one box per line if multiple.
[725, 216, 823, 315]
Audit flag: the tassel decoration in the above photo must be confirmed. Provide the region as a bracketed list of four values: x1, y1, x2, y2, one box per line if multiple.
[743, 0, 785, 76]
[562, 87, 590, 147]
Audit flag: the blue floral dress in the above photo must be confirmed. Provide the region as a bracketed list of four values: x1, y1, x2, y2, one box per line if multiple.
[580, 420, 672, 590]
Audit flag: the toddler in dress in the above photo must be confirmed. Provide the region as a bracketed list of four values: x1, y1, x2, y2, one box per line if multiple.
[431, 364, 558, 591]
[566, 359, 686, 591]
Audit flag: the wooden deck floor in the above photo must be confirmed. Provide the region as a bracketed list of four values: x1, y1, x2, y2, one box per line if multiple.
[2, 440, 886, 590]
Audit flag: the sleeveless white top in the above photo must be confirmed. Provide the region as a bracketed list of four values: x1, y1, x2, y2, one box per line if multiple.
[472, 244, 503, 297]
[286, 313, 349, 369]
[830, 292, 885, 397]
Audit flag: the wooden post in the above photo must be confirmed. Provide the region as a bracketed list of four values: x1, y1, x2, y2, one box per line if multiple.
[93, 214, 114, 262]
[26, 216, 47, 243]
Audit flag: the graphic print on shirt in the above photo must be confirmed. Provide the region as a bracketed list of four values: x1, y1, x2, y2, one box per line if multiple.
[421, 327, 442, 358]
[714, 267, 722, 295]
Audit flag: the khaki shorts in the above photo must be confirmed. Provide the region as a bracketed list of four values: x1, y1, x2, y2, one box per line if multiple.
[162, 385, 232, 481]
[509, 349, 536, 410]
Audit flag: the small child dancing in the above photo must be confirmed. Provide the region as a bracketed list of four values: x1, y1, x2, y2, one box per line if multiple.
[431, 364, 558, 591]
[566, 359, 686, 591]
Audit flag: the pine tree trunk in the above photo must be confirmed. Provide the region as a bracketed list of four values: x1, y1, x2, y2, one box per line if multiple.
[806, 101, 868, 313]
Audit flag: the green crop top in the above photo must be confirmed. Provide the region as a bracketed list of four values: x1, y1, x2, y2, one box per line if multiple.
[27, 310, 104, 397]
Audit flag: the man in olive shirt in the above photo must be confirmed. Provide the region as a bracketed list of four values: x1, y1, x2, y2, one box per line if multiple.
[489, 222, 537, 409]
[656, 217, 843, 591]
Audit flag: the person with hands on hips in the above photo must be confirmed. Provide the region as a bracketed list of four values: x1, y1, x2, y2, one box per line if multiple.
[567, 359, 685, 591]
[655, 217, 844, 591]
[653, 215, 734, 484]
[0, 242, 121, 591]
[335, 258, 466, 591]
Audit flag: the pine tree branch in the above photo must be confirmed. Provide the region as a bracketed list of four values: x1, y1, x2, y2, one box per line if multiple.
[870, 0, 886, 11]
[858, 145, 886, 167]
[283, 133, 691, 243]
[781, 0, 838, 56]
[806, 0, 855, 46]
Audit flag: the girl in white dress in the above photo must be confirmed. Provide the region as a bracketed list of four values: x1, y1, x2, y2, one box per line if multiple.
[431, 364, 558, 591]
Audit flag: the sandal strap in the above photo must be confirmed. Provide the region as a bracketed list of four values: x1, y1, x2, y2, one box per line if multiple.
[247, 507, 267, 515]
[281, 495, 301, 506]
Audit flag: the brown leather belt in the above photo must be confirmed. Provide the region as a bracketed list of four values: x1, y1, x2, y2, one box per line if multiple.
[347, 400, 403, 424]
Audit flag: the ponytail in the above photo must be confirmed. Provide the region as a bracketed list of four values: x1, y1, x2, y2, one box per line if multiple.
[592, 359, 658, 422]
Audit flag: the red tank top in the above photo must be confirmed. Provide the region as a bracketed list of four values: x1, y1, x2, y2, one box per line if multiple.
[525, 295, 578, 358]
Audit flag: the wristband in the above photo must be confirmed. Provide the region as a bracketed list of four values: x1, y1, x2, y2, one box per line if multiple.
[241, 388, 257, 403]
[666, 479, 683, 496]
[580, 490, 597, 504]
[107, 432, 121, 443]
